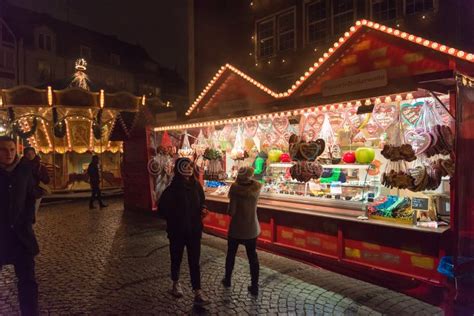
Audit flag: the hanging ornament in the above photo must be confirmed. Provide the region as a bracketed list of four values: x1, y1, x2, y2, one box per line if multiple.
[372, 102, 398, 130]
[178, 130, 194, 158]
[70, 58, 90, 90]
[192, 129, 208, 156]
[230, 125, 248, 160]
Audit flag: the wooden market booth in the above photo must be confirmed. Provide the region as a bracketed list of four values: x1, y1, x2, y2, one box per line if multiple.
[142, 20, 474, 312]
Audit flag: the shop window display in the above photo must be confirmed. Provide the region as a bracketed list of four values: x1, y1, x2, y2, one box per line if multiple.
[154, 94, 453, 227]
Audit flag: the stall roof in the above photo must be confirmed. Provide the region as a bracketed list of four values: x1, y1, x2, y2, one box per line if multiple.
[185, 19, 474, 118]
[187, 64, 278, 119]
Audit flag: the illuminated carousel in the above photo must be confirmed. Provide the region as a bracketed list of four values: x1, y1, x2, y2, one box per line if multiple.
[0, 58, 155, 191]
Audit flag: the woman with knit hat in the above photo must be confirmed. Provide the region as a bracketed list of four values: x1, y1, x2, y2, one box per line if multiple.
[158, 157, 209, 306]
[222, 166, 262, 296]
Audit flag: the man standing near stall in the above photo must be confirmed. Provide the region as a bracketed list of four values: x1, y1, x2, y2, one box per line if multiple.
[0, 136, 40, 315]
[87, 155, 107, 209]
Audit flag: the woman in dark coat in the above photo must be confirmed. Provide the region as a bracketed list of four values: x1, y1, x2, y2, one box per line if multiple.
[158, 158, 209, 306]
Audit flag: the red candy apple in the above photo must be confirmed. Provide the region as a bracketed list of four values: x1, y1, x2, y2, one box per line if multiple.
[342, 151, 356, 163]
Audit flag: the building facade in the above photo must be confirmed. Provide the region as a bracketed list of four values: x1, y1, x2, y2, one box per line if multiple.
[192, 0, 474, 95]
[0, 0, 186, 108]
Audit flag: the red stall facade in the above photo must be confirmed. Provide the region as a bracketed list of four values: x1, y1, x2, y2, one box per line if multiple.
[144, 21, 474, 312]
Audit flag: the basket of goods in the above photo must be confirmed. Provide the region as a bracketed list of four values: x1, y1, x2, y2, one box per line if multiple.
[368, 196, 414, 224]
[202, 148, 226, 181]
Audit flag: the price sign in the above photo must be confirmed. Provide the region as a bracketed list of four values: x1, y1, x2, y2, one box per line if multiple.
[330, 182, 342, 195]
[412, 197, 429, 211]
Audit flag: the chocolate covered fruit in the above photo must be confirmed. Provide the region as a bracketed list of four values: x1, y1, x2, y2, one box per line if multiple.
[342, 151, 356, 163]
[355, 147, 375, 164]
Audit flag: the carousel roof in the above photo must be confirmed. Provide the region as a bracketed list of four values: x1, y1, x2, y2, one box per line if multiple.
[184, 19, 474, 118]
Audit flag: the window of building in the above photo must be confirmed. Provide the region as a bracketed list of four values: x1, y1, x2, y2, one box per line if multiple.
[37, 33, 53, 51]
[306, 0, 327, 44]
[278, 11, 295, 52]
[257, 18, 275, 58]
[333, 0, 355, 35]
[38, 60, 52, 82]
[372, 0, 396, 21]
[110, 53, 120, 66]
[80, 45, 91, 60]
[0, 23, 15, 46]
[405, 0, 434, 15]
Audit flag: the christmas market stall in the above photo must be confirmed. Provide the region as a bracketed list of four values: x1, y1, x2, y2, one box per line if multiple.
[148, 21, 474, 309]
[0, 58, 154, 191]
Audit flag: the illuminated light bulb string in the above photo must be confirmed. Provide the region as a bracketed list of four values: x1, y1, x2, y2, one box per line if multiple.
[156, 92, 415, 132]
[184, 20, 473, 117]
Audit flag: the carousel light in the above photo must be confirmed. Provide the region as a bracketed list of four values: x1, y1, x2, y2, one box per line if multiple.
[406, 93, 414, 100]
[365, 99, 371, 106]
[395, 95, 403, 101]
[100, 90, 105, 108]
[65, 120, 72, 150]
[47, 86, 53, 106]
[467, 54, 474, 61]
[142, 95, 146, 106]
[384, 96, 392, 103]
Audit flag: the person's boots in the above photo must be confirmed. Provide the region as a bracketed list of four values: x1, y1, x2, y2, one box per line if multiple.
[170, 281, 183, 298]
[99, 201, 108, 209]
[89, 201, 95, 210]
[221, 276, 231, 288]
[193, 289, 210, 306]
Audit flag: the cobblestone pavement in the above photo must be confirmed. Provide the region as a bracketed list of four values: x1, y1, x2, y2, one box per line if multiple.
[0, 198, 443, 315]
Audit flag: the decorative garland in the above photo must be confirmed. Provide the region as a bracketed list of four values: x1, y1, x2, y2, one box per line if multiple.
[12, 117, 38, 140]
[52, 107, 66, 138]
[116, 113, 131, 139]
[92, 109, 103, 140]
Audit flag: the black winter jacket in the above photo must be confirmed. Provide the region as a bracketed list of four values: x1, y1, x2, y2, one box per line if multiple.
[0, 158, 39, 263]
[158, 178, 205, 240]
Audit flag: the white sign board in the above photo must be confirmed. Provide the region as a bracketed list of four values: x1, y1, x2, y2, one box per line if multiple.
[322, 69, 388, 96]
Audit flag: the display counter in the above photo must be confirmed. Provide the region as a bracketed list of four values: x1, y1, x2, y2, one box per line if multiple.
[202, 192, 450, 304]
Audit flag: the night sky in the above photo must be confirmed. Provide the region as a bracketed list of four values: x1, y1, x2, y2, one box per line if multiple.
[10, 0, 188, 78]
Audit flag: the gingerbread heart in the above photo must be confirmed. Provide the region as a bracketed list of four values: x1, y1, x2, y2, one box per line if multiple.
[314, 138, 326, 157]
[273, 116, 289, 135]
[401, 101, 423, 127]
[372, 102, 398, 130]
[305, 113, 325, 132]
[258, 118, 273, 131]
[299, 142, 319, 161]
[243, 120, 258, 138]
[347, 108, 371, 130]
[405, 130, 432, 154]
[328, 111, 346, 130]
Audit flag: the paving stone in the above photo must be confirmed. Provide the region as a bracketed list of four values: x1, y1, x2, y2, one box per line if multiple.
[0, 198, 444, 315]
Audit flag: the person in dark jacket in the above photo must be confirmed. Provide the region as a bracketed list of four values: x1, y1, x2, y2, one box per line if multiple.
[222, 166, 262, 296]
[0, 136, 39, 316]
[158, 157, 209, 306]
[87, 155, 107, 209]
[21, 147, 50, 215]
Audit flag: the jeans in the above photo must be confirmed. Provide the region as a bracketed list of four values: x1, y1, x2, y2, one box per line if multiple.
[0, 252, 38, 316]
[169, 236, 201, 290]
[225, 237, 259, 287]
[89, 185, 103, 207]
